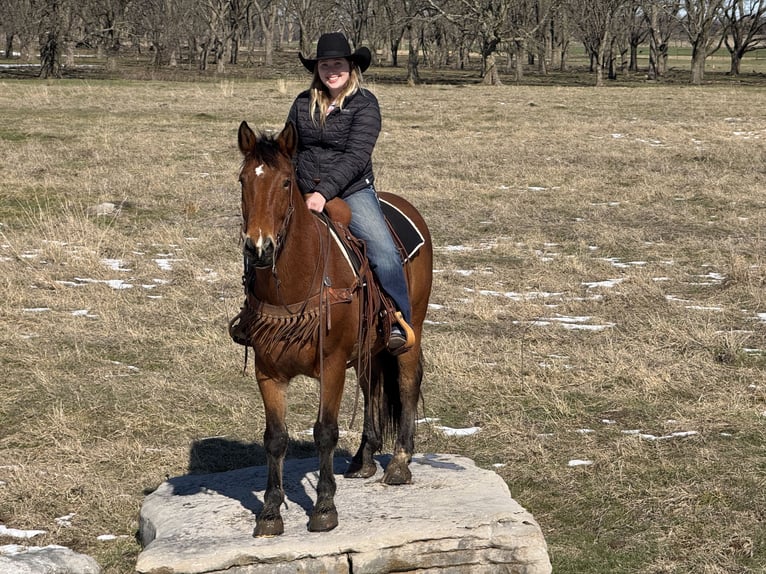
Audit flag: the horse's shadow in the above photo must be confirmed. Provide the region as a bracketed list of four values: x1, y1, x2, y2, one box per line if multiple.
[165, 436, 354, 520]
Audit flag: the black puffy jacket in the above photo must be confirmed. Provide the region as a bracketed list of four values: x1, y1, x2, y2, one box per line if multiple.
[286, 88, 381, 201]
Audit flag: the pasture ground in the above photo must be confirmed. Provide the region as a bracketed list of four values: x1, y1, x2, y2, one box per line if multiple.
[0, 76, 764, 574]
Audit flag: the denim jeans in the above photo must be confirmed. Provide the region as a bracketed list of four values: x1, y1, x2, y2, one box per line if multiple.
[345, 186, 412, 324]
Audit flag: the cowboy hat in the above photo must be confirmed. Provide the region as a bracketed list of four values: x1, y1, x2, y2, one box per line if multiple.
[299, 32, 372, 74]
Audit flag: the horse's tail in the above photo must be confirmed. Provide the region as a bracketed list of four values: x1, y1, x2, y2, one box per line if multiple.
[371, 349, 424, 449]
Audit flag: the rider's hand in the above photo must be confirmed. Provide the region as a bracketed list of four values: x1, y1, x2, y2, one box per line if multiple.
[305, 192, 326, 213]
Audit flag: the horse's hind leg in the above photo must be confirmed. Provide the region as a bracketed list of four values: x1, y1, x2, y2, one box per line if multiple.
[345, 362, 382, 479]
[254, 375, 288, 537]
[309, 362, 346, 532]
[382, 348, 423, 486]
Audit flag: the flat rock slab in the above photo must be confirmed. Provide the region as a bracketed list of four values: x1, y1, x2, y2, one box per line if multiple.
[137, 453, 551, 574]
[0, 545, 102, 574]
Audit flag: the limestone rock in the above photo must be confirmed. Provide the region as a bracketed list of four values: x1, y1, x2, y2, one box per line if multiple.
[137, 454, 551, 574]
[0, 545, 102, 574]
[87, 202, 119, 216]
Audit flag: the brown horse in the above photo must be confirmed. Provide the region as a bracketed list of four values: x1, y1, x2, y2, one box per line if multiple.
[235, 120, 433, 536]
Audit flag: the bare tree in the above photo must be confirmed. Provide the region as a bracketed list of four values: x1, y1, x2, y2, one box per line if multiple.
[549, 1, 572, 70]
[195, 0, 248, 72]
[374, 0, 407, 65]
[567, 0, 628, 85]
[643, 0, 679, 79]
[1, 0, 39, 60]
[80, 0, 133, 65]
[427, 0, 513, 85]
[679, 0, 725, 84]
[720, 0, 766, 75]
[284, 0, 334, 56]
[624, 0, 648, 71]
[129, 0, 180, 67]
[38, 0, 82, 78]
[506, 0, 554, 81]
[337, 0, 374, 48]
[249, 0, 280, 65]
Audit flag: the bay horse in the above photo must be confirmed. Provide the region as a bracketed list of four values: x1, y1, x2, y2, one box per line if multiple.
[235, 120, 433, 536]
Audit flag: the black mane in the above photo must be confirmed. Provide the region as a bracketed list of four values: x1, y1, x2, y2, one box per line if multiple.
[247, 131, 282, 166]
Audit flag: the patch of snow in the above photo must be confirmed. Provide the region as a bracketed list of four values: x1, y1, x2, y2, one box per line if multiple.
[582, 279, 623, 289]
[154, 258, 182, 271]
[72, 277, 133, 290]
[101, 258, 131, 271]
[96, 534, 129, 541]
[437, 425, 481, 437]
[55, 513, 75, 527]
[71, 309, 98, 318]
[0, 525, 46, 539]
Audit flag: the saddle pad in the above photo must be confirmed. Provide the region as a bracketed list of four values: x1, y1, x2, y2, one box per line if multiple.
[380, 198, 425, 261]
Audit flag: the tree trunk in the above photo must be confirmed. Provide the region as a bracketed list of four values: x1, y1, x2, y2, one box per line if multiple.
[690, 43, 705, 84]
[514, 41, 525, 81]
[405, 24, 420, 85]
[729, 51, 742, 75]
[39, 32, 62, 78]
[483, 52, 502, 85]
[389, 36, 400, 66]
[629, 42, 638, 72]
[595, 12, 612, 86]
[63, 40, 75, 67]
[199, 42, 209, 71]
[230, 35, 239, 64]
[539, 32, 549, 75]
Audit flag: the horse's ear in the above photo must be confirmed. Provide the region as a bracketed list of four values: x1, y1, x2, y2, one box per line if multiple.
[278, 121, 298, 157]
[238, 121, 256, 155]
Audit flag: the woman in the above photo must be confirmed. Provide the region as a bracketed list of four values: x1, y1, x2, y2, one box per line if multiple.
[232, 32, 413, 352]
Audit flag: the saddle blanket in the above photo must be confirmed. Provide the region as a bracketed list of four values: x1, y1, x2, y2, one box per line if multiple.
[380, 198, 425, 261]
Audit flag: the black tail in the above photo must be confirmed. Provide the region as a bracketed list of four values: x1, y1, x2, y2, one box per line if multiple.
[370, 350, 424, 450]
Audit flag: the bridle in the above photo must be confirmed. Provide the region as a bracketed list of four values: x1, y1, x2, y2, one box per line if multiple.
[241, 160, 327, 316]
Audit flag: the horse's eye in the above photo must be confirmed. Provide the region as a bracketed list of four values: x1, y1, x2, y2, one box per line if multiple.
[283, 178, 290, 189]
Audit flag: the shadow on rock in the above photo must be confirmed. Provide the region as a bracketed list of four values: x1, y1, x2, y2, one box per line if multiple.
[160, 435, 354, 518]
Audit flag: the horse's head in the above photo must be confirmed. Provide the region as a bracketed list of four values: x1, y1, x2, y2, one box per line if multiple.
[237, 121, 298, 269]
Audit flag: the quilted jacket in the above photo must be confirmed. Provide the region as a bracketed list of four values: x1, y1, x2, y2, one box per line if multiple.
[286, 88, 381, 201]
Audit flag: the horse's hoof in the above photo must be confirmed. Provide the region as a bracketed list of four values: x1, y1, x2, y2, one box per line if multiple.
[382, 462, 412, 485]
[253, 517, 284, 537]
[308, 510, 338, 532]
[344, 460, 377, 479]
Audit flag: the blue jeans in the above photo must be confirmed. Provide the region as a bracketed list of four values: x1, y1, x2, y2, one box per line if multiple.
[345, 186, 412, 324]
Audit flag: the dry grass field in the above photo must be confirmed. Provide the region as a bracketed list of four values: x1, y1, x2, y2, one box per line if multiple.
[1, 75, 765, 574]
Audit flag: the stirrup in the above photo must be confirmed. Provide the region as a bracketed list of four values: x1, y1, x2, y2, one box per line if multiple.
[387, 311, 415, 353]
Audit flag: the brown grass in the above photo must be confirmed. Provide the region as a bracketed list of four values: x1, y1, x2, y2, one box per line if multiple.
[0, 77, 765, 573]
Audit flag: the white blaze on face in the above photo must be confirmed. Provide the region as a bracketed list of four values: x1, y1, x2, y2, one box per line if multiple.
[255, 229, 264, 252]
[243, 165, 267, 256]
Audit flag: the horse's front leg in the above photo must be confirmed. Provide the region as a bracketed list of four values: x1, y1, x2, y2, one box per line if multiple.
[254, 374, 289, 537]
[309, 362, 346, 532]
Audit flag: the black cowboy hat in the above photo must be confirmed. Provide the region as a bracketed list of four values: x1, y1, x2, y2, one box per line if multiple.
[299, 32, 372, 74]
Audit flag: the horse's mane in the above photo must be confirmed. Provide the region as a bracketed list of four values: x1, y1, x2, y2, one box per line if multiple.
[242, 130, 284, 166]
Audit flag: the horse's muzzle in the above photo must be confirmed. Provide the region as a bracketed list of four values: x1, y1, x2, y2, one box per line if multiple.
[243, 235, 275, 268]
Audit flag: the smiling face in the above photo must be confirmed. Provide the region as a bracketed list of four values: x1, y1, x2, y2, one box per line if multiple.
[317, 58, 351, 99]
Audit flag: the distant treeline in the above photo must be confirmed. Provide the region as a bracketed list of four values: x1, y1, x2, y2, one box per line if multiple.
[1, 0, 764, 85]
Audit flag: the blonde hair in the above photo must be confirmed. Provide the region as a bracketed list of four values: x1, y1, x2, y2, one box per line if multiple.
[308, 63, 364, 126]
